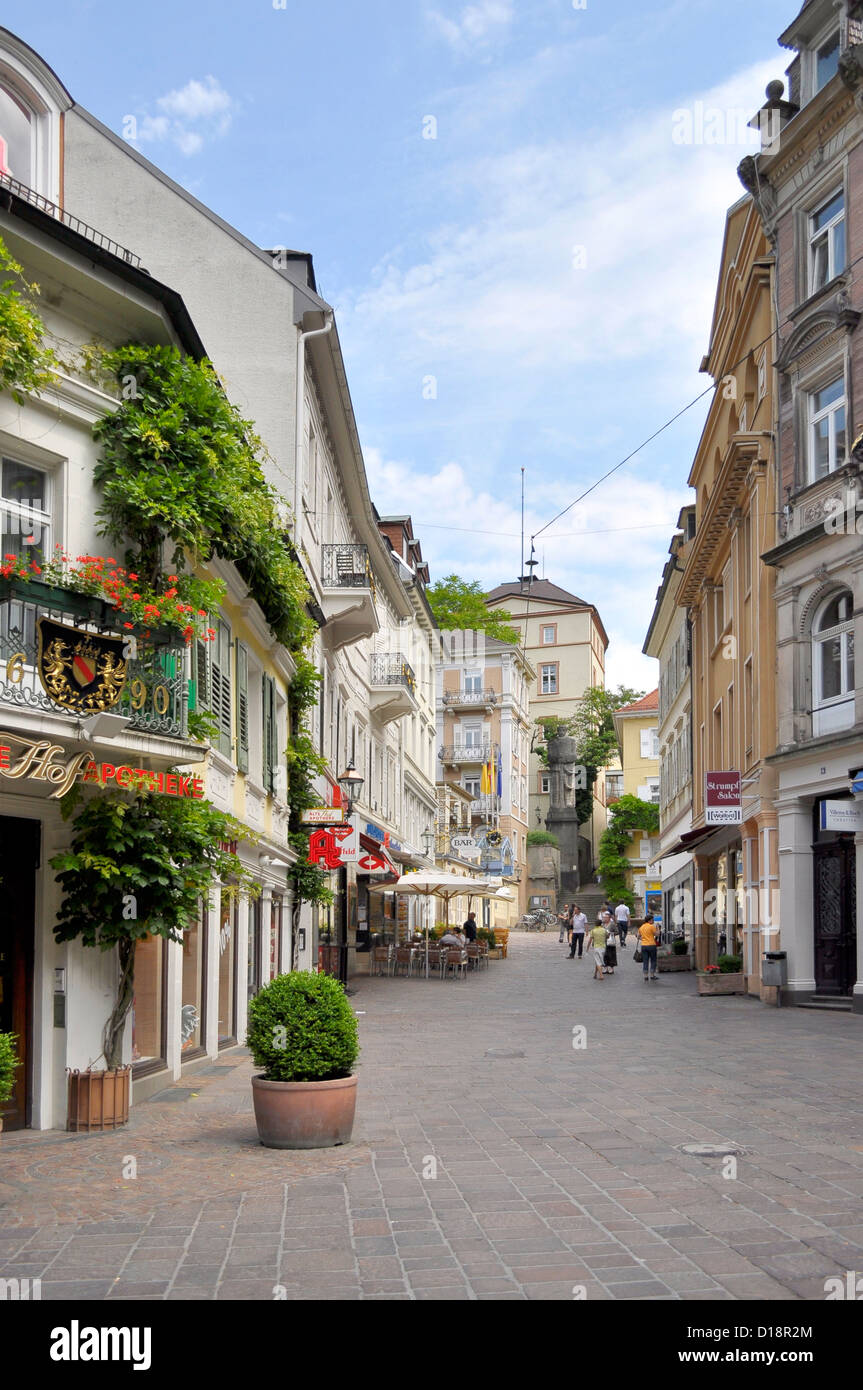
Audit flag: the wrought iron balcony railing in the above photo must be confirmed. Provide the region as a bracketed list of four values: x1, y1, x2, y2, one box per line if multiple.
[321, 543, 375, 595]
[442, 688, 497, 706]
[0, 580, 187, 738]
[438, 744, 492, 763]
[370, 653, 416, 694]
[0, 173, 141, 267]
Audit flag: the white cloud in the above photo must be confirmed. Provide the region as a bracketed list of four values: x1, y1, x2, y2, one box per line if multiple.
[428, 1, 514, 52]
[133, 76, 236, 157]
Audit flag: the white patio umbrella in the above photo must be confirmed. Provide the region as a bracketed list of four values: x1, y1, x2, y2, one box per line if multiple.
[369, 871, 498, 978]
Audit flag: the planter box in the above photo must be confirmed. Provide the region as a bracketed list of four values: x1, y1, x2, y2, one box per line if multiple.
[697, 971, 745, 996]
[659, 953, 692, 972]
[251, 1073, 357, 1149]
[67, 1067, 131, 1131]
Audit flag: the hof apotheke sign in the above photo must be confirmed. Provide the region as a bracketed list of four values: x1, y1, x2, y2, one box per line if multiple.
[0, 733, 204, 800]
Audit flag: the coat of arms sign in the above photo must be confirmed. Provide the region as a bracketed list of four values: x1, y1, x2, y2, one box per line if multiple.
[36, 617, 128, 714]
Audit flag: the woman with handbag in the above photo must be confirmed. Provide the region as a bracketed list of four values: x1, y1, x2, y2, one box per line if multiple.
[637, 912, 660, 982]
[601, 910, 617, 975]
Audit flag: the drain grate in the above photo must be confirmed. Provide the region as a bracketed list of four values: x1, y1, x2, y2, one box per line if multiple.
[678, 1142, 746, 1157]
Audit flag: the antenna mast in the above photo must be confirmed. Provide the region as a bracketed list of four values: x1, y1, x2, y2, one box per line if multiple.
[520, 467, 525, 591]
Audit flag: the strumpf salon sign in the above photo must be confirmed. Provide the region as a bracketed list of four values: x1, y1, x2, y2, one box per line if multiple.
[0, 733, 204, 801]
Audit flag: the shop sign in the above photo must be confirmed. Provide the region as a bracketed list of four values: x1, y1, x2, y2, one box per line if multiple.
[0, 733, 203, 800]
[819, 799, 863, 832]
[308, 816, 359, 868]
[357, 851, 390, 872]
[705, 771, 741, 824]
[301, 806, 345, 823]
[450, 833, 479, 858]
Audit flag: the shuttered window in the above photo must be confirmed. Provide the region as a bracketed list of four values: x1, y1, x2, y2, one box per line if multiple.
[211, 619, 233, 759]
[236, 641, 249, 773]
[262, 673, 277, 793]
[190, 633, 210, 714]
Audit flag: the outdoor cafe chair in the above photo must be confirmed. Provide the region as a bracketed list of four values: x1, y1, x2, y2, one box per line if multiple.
[372, 945, 393, 977]
[393, 946, 414, 978]
[466, 944, 481, 971]
[442, 947, 468, 981]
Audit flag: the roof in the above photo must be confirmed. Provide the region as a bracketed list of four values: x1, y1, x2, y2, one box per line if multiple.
[615, 689, 659, 715]
[486, 579, 592, 606]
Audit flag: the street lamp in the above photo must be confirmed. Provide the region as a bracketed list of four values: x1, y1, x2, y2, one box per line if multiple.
[337, 761, 364, 813]
[421, 826, 435, 858]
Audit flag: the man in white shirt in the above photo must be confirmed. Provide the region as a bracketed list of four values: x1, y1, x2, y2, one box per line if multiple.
[614, 901, 631, 946]
[567, 907, 588, 958]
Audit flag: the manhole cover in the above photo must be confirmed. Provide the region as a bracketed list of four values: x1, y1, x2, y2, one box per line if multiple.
[485, 1048, 525, 1058]
[678, 1142, 746, 1157]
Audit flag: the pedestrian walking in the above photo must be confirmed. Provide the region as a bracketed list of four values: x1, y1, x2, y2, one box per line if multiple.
[614, 900, 630, 947]
[638, 912, 660, 982]
[602, 911, 618, 974]
[568, 905, 587, 958]
[588, 915, 608, 981]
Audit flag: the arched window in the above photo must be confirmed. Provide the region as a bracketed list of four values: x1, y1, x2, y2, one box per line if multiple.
[812, 589, 855, 735]
[0, 81, 33, 184]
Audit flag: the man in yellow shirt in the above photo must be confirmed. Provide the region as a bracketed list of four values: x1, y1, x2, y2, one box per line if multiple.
[638, 913, 660, 982]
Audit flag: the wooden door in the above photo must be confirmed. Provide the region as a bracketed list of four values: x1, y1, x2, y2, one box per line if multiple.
[0, 817, 40, 1130]
[814, 839, 857, 995]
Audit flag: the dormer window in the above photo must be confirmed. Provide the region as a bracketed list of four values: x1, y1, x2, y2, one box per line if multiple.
[0, 82, 33, 185]
[816, 31, 840, 92]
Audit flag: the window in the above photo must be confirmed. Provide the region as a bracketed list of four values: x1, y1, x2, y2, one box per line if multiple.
[809, 374, 846, 481]
[816, 31, 840, 92]
[463, 722, 483, 748]
[639, 728, 659, 759]
[0, 82, 33, 185]
[813, 589, 855, 735]
[809, 190, 845, 294]
[540, 663, 558, 694]
[1, 457, 50, 564]
[235, 642, 249, 774]
[464, 670, 481, 693]
[211, 620, 233, 760]
[605, 772, 622, 802]
[464, 776, 480, 799]
[539, 773, 550, 795]
[541, 624, 556, 645]
[262, 673, 277, 791]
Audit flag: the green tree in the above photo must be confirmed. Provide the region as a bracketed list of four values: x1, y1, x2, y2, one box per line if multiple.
[427, 575, 520, 644]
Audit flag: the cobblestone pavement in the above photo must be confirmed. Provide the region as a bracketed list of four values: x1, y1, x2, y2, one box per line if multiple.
[2, 933, 863, 1301]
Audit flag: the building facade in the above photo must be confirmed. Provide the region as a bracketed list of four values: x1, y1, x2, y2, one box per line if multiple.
[435, 631, 533, 921]
[611, 691, 661, 915]
[643, 508, 697, 949]
[484, 578, 609, 879]
[742, 0, 863, 1009]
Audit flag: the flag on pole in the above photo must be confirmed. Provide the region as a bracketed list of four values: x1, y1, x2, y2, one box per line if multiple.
[496, 749, 502, 798]
[480, 760, 490, 795]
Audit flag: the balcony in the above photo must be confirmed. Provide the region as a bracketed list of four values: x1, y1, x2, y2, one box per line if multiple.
[0, 579, 187, 739]
[438, 743, 492, 766]
[320, 543, 379, 650]
[369, 653, 417, 723]
[442, 688, 497, 710]
[0, 173, 141, 267]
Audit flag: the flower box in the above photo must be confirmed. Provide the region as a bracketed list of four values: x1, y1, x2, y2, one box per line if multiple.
[697, 971, 745, 996]
[66, 1066, 131, 1131]
[659, 952, 692, 972]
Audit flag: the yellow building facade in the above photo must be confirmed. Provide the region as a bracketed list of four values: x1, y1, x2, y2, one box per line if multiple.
[611, 691, 661, 913]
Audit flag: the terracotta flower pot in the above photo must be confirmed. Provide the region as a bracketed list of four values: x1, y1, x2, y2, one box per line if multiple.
[251, 1072, 357, 1150]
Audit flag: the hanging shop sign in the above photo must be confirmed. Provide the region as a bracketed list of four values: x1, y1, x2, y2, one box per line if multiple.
[0, 733, 203, 800]
[35, 617, 128, 714]
[704, 771, 741, 825]
[301, 806, 345, 824]
[307, 816, 359, 868]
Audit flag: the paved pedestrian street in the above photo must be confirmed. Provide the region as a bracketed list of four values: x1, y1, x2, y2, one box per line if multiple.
[2, 933, 863, 1302]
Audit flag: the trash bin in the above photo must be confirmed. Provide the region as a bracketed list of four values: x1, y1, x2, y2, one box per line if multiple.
[761, 951, 787, 988]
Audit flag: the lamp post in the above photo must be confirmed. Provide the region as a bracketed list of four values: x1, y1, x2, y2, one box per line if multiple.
[421, 826, 435, 860]
[337, 761, 364, 814]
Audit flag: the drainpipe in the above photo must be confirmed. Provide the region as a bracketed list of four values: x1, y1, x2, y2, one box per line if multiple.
[294, 312, 335, 540]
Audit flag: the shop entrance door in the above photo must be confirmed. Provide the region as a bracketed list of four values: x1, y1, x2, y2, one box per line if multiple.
[813, 839, 857, 996]
[0, 816, 40, 1130]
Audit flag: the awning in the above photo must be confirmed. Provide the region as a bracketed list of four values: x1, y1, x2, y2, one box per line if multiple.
[665, 824, 731, 856]
[356, 834, 399, 877]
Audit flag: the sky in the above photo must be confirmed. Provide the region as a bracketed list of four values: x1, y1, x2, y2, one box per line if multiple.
[4, 0, 797, 690]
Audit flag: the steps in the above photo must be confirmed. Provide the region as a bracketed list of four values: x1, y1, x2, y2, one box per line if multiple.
[798, 994, 853, 1012]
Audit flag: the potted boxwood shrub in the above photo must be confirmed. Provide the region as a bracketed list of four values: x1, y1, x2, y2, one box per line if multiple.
[0, 1032, 20, 1133]
[247, 970, 359, 1149]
